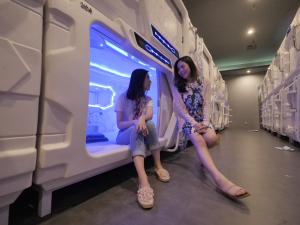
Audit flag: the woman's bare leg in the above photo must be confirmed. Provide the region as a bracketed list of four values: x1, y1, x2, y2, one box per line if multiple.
[189, 132, 248, 196]
[133, 155, 150, 188]
[151, 149, 164, 170]
[151, 149, 170, 182]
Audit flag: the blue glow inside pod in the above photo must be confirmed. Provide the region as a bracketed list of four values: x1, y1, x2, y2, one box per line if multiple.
[87, 25, 158, 143]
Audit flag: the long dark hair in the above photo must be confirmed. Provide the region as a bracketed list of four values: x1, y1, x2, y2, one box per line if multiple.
[174, 56, 199, 93]
[127, 68, 148, 100]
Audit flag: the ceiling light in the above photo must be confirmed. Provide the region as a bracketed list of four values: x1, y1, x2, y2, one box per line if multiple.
[246, 70, 251, 74]
[247, 28, 255, 35]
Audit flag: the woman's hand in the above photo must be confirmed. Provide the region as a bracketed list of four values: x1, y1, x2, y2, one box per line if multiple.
[193, 122, 209, 134]
[135, 117, 149, 136]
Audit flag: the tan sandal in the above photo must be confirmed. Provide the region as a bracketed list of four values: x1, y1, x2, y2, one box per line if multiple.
[137, 186, 154, 209]
[216, 184, 250, 200]
[154, 168, 170, 182]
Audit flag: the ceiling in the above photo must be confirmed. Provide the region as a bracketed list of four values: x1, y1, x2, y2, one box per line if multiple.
[182, 0, 300, 71]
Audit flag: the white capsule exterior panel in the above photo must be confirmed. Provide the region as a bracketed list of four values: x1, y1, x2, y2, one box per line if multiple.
[86, 0, 142, 34]
[0, 0, 45, 224]
[271, 90, 283, 133]
[142, 0, 184, 150]
[143, 0, 183, 55]
[181, 17, 197, 56]
[282, 77, 299, 140]
[259, 6, 300, 143]
[193, 36, 212, 82]
[288, 7, 300, 76]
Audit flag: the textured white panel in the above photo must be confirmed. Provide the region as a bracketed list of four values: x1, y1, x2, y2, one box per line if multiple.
[294, 25, 300, 50]
[87, 0, 140, 32]
[42, 100, 72, 135]
[12, 0, 45, 15]
[0, 40, 41, 95]
[270, 65, 283, 88]
[289, 47, 300, 73]
[145, 0, 182, 53]
[0, 39, 30, 92]
[201, 55, 210, 81]
[279, 51, 290, 73]
[0, 0, 43, 50]
[284, 30, 294, 50]
[0, 147, 36, 179]
[0, 94, 39, 137]
[0, 1, 44, 224]
[157, 73, 173, 137]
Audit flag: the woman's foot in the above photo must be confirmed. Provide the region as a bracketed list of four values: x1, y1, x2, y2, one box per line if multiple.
[154, 167, 170, 182]
[137, 186, 154, 209]
[215, 177, 250, 200]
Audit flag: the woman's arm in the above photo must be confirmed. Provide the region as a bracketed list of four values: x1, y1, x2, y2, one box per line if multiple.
[116, 111, 137, 130]
[115, 94, 137, 130]
[172, 86, 198, 126]
[134, 100, 153, 135]
[139, 102, 153, 121]
[116, 98, 153, 133]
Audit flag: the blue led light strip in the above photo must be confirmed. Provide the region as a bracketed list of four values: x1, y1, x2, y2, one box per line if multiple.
[134, 32, 172, 68]
[104, 40, 128, 57]
[90, 62, 130, 78]
[151, 25, 179, 58]
[89, 82, 116, 110]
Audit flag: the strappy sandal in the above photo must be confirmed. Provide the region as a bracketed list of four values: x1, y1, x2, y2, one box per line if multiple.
[216, 184, 250, 200]
[137, 186, 154, 209]
[154, 168, 170, 182]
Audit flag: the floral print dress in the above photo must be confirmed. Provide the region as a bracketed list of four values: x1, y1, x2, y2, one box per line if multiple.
[181, 79, 205, 136]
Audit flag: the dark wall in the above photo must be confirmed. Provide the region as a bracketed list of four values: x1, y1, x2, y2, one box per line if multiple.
[223, 71, 265, 129]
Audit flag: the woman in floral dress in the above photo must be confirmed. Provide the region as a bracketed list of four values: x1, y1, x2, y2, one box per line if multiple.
[173, 56, 250, 200]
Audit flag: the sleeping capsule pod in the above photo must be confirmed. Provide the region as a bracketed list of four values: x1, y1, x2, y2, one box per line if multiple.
[33, 0, 187, 217]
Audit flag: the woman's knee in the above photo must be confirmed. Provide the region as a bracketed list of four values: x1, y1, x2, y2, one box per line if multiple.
[116, 125, 136, 144]
[145, 120, 155, 129]
[146, 121, 157, 135]
[204, 133, 220, 148]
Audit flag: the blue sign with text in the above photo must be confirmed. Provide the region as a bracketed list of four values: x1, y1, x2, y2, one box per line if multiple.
[151, 25, 179, 58]
[134, 32, 172, 68]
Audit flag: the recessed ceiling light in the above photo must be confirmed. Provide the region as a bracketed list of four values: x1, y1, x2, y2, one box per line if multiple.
[247, 28, 255, 35]
[246, 70, 251, 74]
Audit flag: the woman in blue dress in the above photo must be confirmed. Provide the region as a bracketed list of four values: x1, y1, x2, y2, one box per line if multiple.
[173, 56, 250, 200]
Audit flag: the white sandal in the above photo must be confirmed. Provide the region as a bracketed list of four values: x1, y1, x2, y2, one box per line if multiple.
[154, 168, 170, 182]
[137, 186, 154, 209]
